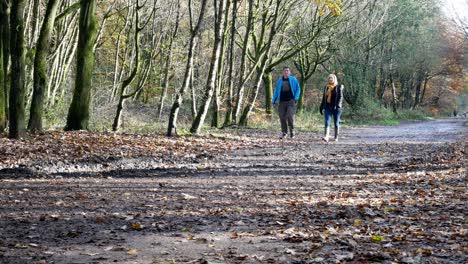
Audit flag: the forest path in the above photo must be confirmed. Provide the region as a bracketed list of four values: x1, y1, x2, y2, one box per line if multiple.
[0, 118, 466, 263]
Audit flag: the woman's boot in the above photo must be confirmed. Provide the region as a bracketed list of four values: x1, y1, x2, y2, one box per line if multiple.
[334, 127, 339, 142]
[322, 127, 330, 142]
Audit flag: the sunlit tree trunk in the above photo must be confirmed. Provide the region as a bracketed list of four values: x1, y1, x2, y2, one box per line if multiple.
[28, 0, 61, 132]
[158, 0, 180, 120]
[232, 0, 253, 123]
[0, 1, 8, 131]
[211, 0, 231, 128]
[167, 0, 208, 136]
[223, 0, 238, 127]
[1, 1, 9, 128]
[239, 64, 268, 127]
[190, 0, 228, 134]
[190, 66, 197, 118]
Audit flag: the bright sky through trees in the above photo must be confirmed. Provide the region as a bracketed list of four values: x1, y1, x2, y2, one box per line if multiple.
[442, 0, 467, 22]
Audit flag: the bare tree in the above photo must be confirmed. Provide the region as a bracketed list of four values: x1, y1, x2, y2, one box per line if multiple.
[112, 0, 156, 131]
[167, 0, 209, 136]
[190, 0, 229, 134]
[158, 0, 181, 120]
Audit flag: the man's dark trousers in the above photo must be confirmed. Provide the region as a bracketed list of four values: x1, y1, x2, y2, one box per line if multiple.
[278, 99, 296, 135]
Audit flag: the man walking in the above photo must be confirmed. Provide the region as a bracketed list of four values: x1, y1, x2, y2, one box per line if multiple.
[272, 66, 301, 139]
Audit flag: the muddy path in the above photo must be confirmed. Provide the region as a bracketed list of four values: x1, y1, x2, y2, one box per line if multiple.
[0, 118, 466, 263]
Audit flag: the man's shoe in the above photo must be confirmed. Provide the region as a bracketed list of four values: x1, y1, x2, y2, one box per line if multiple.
[280, 133, 287, 139]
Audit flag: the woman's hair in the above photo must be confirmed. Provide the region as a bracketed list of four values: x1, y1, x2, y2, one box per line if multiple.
[328, 74, 338, 85]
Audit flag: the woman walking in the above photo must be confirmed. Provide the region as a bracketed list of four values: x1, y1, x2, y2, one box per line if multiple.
[319, 74, 344, 142]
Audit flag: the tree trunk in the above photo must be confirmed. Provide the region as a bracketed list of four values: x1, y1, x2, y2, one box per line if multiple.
[28, 0, 61, 132]
[65, 0, 98, 131]
[110, 7, 131, 102]
[223, 0, 238, 127]
[420, 74, 429, 104]
[391, 78, 397, 114]
[112, 0, 155, 131]
[238, 0, 281, 126]
[157, 46, 173, 120]
[0, 23, 5, 131]
[0, 0, 8, 131]
[297, 77, 305, 111]
[9, 0, 27, 139]
[190, 0, 228, 134]
[263, 71, 273, 114]
[190, 66, 197, 118]
[294, 48, 321, 112]
[52, 23, 79, 105]
[211, 0, 231, 128]
[239, 66, 267, 127]
[158, 0, 180, 120]
[232, 0, 253, 123]
[413, 77, 422, 109]
[29, 0, 40, 47]
[167, 0, 208, 136]
[2, 0, 10, 121]
[112, 96, 125, 131]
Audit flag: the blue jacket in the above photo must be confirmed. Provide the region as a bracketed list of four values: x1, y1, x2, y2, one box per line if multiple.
[272, 76, 301, 104]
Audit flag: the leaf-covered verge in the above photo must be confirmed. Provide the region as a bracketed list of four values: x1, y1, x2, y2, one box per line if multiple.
[0, 119, 466, 263]
[0, 130, 273, 175]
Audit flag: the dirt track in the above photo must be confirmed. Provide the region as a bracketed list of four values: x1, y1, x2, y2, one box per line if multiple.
[0, 118, 466, 263]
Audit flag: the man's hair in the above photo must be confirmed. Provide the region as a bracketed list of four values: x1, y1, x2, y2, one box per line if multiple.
[283, 66, 290, 70]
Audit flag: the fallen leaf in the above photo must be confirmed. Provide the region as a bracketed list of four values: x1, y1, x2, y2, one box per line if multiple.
[127, 248, 138, 255]
[95, 217, 106, 223]
[353, 219, 362, 227]
[131, 223, 144, 230]
[371, 235, 384, 242]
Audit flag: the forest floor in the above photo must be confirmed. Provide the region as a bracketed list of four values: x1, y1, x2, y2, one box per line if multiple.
[0, 118, 466, 264]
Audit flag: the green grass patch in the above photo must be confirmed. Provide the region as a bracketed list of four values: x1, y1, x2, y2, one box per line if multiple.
[344, 98, 431, 126]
